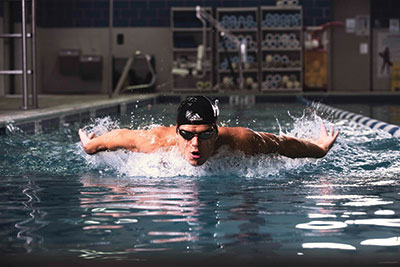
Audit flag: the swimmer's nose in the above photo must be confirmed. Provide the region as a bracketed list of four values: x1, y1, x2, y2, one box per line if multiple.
[190, 136, 199, 146]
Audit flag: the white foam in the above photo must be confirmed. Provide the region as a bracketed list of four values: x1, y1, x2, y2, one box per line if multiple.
[83, 145, 310, 178]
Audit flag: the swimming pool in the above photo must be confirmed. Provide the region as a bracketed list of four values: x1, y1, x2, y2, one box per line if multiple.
[1, 101, 400, 265]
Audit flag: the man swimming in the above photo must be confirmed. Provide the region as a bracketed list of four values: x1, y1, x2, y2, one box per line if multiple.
[79, 96, 339, 166]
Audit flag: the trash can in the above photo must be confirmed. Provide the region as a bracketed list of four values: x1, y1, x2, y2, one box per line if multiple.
[79, 55, 103, 81]
[58, 49, 81, 75]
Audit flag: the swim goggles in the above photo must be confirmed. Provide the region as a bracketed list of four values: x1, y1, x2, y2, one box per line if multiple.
[178, 129, 215, 140]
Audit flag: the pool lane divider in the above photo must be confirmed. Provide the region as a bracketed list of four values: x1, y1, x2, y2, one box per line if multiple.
[298, 96, 400, 138]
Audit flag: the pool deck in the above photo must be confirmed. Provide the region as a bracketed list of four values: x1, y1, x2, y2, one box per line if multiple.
[0, 93, 156, 124]
[0, 93, 159, 134]
[1, 91, 400, 135]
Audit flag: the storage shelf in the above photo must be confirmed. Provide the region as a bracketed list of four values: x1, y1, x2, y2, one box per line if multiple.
[261, 88, 303, 92]
[262, 67, 302, 72]
[172, 67, 213, 73]
[259, 5, 303, 92]
[172, 27, 212, 32]
[172, 88, 217, 92]
[173, 47, 212, 52]
[218, 68, 259, 73]
[171, 5, 304, 92]
[261, 27, 302, 31]
[261, 6, 302, 11]
[216, 7, 260, 91]
[171, 7, 214, 92]
[217, 7, 259, 12]
[261, 47, 302, 51]
[218, 48, 258, 53]
[220, 28, 258, 32]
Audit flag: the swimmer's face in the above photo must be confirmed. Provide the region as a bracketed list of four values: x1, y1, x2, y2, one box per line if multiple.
[177, 124, 217, 166]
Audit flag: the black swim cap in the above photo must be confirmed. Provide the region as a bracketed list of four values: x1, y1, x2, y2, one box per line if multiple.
[177, 96, 219, 127]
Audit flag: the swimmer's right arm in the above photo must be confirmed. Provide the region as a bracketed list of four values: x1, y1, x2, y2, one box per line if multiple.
[79, 129, 138, 154]
[257, 122, 339, 158]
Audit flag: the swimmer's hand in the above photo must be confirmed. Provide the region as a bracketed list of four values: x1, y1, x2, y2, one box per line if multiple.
[314, 122, 339, 154]
[79, 129, 97, 154]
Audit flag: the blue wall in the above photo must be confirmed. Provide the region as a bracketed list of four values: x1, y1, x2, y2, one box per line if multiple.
[36, 0, 330, 28]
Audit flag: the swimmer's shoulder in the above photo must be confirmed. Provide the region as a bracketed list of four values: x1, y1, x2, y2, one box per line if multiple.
[217, 126, 277, 154]
[129, 126, 176, 152]
[149, 126, 177, 146]
[148, 125, 176, 136]
[217, 126, 257, 148]
[218, 126, 255, 137]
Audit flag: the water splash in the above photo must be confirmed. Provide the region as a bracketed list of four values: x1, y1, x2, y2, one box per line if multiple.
[2, 104, 399, 180]
[80, 144, 317, 178]
[78, 112, 324, 178]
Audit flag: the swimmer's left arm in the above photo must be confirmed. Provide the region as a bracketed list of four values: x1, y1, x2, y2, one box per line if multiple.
[257, 122, 339, 158]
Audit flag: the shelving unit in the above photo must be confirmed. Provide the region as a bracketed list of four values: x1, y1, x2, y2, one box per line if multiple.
[215, 7, 260, 92]
[170, 5, 304, 93]
[170, 7, 214, 92]
[259, 6, 303, 92]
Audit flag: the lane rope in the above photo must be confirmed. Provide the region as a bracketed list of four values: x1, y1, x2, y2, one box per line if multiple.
[298, 97, 400, 138]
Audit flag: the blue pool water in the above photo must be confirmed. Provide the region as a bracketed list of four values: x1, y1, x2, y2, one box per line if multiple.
[1, 102, 400, 265]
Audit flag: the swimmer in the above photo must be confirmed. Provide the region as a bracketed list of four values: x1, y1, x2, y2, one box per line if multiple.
[79, 96, 339, 166]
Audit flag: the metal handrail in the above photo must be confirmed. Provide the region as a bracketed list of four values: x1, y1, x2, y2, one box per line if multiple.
[31, 0, 38, 108]
[0, 70, 32, 75]
[0, 0, 37, 109]
[0, 33, 32, 38]
[21, 0, 29, 109]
